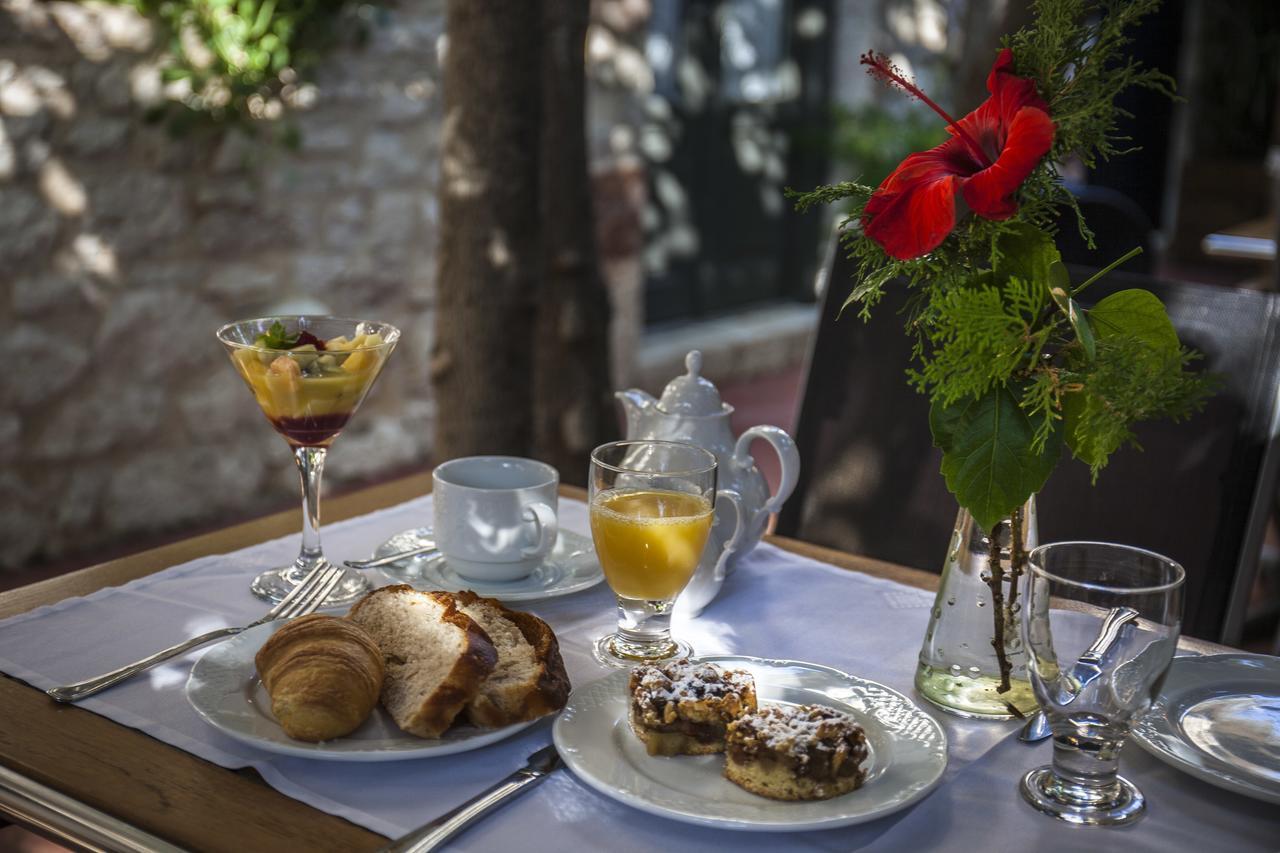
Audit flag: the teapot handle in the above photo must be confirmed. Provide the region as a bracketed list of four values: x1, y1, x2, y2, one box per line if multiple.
[713, 489, 747, 583]
[733, 425, 800, 514]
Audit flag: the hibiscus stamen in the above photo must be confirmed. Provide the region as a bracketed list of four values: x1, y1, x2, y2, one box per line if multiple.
[860, 51, 993, 169]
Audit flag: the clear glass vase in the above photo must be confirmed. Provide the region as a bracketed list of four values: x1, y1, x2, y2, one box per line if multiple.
[915, 498, 1040, 719]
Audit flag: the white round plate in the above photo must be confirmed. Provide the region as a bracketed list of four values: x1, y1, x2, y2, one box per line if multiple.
[552, 655, 947, 831]
[187, 622, 535, 761]
[372, 527, 604, 602]
[1131, 653, 1280, 804]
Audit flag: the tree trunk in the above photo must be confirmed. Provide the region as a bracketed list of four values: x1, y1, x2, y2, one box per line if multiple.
[432, 0, 542, 458]
[533, 0, 616, 484]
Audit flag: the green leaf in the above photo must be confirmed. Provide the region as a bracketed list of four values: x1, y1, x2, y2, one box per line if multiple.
[1061, 389, 1110, 473]
[936, 385, 1063, 532]
[1045, 261, 1095, 360]
[1072, 301, 1096, 360]
[928, 394, 975, 453]
[1088, 289, 1180, 353]
[1047, 260, 1071, 311]
[256, 320, 299, 350]
[993, 223, 1061, 289]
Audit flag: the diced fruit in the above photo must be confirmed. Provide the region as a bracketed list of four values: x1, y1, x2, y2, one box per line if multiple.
[290, 344, 320, 371]
[325, 335, 354, 351]
[269, 355, 302, 380]
[342, 348, 376, 373]
[233, 348, 258, 369]
[295, 330, 326, 350]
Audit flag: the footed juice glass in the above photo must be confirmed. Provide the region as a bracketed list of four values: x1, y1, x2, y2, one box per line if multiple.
[1020, 541, 1184, 826]
[589, 440, 717, 666]
[218, 316, 399, 605]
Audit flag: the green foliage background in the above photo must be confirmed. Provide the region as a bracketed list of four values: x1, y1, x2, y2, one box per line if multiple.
[111, 0, 367, 135]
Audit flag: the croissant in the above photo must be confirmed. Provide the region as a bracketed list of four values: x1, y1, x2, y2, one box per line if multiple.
[254, 613, 385, 742]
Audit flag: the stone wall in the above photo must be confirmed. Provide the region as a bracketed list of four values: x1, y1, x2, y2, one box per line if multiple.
[0, 1, 447, 570]
[1, 0, 810, 573]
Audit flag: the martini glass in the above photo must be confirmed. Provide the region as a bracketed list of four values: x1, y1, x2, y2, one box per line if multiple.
[217, 316, 399, 605]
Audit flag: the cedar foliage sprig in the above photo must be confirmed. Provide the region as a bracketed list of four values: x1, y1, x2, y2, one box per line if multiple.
[789, 0, 1212, 532]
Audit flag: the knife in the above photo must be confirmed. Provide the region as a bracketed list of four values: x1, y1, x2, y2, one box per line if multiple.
[1064, 605, 1140, 702]
[378, 744, 562, 853]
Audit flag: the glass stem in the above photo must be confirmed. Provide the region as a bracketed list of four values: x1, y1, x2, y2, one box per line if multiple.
[293, 445, 328, 576]
[1049, 734, 1125, 806]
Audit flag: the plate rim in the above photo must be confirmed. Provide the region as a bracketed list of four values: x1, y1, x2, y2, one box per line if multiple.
[186, 621, 536, 762]
[1131, 652, 1280, 804]
[374, 527, 604, 602]
[552, 654, 948, 832]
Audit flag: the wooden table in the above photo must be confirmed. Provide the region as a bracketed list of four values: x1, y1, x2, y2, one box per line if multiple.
[0, 474, 1230, 851]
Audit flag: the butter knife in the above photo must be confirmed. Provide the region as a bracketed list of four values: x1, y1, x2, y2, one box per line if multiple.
[378, 744, 561, 853]
[1064, 605, 1140, 700]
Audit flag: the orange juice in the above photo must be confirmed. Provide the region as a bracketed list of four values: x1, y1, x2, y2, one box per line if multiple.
[589, 489, 714, 600]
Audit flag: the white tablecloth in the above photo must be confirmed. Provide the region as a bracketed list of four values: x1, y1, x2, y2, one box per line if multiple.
[0, 495, 1274, 851]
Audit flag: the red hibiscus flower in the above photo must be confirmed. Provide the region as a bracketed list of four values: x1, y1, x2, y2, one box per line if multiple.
[860, 49, 1055, 260]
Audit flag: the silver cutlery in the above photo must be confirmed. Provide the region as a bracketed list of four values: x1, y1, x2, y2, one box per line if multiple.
[1019, 606, 1139, 743]
[378, 744, 562, 853]
[344, 543, 438, 570]
[46, 564, 346, 703]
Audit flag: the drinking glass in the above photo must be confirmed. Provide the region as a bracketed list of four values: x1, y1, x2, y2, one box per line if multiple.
[588, 440, 718, 666]
[218, 316, 399, 605]
[1020, 541, 1185, 825]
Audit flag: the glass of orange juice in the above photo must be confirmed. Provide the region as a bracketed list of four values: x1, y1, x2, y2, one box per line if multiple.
[589, 440, 717, 666]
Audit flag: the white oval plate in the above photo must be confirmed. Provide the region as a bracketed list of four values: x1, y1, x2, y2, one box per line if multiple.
[1131, 653, 1280, 804]
[187, 622, 535, 761]
[552, 655, 947, 831]
[373, 527, 604, 602]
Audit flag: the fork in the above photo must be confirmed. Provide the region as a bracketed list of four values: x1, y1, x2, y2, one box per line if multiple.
[46, 564, 347, 703]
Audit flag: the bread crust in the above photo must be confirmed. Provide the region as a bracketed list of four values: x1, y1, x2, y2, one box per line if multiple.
[349, 585, 498, 738]
[449, 591, 571, 728]
[254, 613, 385, 742]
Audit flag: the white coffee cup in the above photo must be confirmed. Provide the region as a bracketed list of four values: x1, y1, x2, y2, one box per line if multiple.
[432, 456, 560, 582]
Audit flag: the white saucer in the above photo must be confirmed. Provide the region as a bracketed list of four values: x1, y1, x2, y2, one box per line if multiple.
[186, 622, 536, 761]
[372, 527, 604, 602]
[552, 655, 948, 831]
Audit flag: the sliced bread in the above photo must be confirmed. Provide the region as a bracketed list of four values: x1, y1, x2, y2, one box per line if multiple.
[348, 585, 497, 738]
[449, 591, 572, 728]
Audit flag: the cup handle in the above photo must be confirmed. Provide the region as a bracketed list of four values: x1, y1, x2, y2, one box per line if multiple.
[712, 489, 747, 583]
[520, 502, 558, 560]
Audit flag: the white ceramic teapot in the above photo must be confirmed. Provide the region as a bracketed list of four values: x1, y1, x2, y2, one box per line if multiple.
[616, 350, 800, 616]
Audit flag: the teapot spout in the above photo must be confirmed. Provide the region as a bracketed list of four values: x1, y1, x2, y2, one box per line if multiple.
[615, 389, 657, 438]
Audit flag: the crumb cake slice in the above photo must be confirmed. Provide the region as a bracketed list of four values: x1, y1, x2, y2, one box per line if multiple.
[725, 704, 869, 800]
[628, 659, 757, 756]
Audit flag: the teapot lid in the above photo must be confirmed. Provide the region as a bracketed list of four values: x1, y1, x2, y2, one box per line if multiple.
[656, 351, 725, 415]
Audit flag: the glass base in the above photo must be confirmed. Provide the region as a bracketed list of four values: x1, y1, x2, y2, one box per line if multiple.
[916, 664, 1039, 720]
[1019, 766, 1145, 826]
[592, 633, 693, 668]
[250, 564, 372, 607]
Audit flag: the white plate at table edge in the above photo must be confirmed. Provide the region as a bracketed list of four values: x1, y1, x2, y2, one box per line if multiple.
[552, 655, 948, 832]
[371, 527, 605, 602]
[1131, 653, 1280, 804]
[186, 621, 536, 761]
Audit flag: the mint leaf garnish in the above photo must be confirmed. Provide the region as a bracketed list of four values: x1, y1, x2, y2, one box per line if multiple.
[258, 320, 301, 350]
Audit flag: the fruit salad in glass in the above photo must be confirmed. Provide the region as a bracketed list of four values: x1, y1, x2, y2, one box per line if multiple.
[218, 317, 399, 604]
